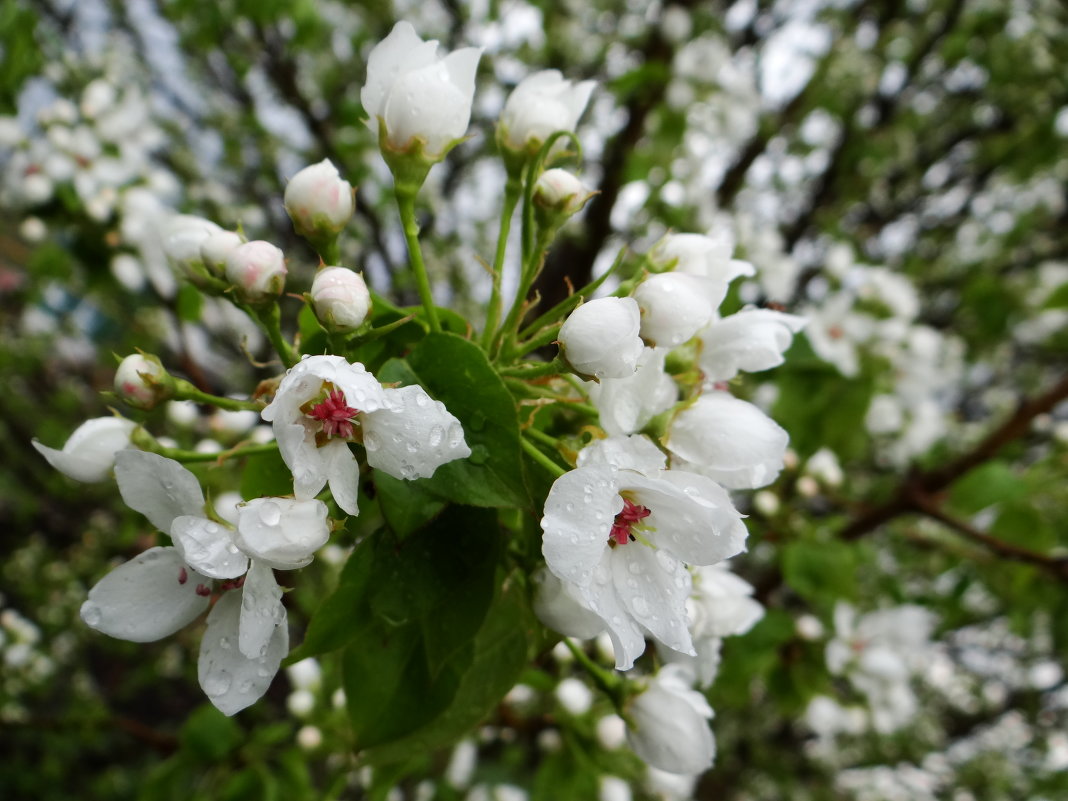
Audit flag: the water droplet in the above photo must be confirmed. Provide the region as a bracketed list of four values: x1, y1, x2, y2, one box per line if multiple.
[81, 602, 102, 626]
[204, 523, 218, 535]
[568, 534, 578, 545]
[257, 667, 272, 678]
[428, 425, 444, 447]
[219, 637, 232, 650]
[674, 575, 686, 589]
[626, 578, 638, 589]
[203, 670, 232, 697]
[400, 463, 417, 480]
[406, 440, 418, 453]
[628, 561, 642, 575]
[565, 502, 574, 513]
[414, 392, 429, 407]
[258, 501, 281, 527]
[632, 597, 650, 617]
[448, 424, 464, 447]
[237, 679, 253, 693]
[364, 431, 380, 451]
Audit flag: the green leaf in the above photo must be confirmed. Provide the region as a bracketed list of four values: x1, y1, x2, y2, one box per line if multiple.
[239, 448, 295, 501]
[179, 704, 242, 762]
[176, 284, 204, 322]
[389, 332, 530, 508]
[363, 575, 533, 764]
[781, 540, 857, 606]
[949, 461, 1026, 515]
[1043, 282, 1068, 309]
[373, 468, 446, 539]
[339, 505, 502, 750]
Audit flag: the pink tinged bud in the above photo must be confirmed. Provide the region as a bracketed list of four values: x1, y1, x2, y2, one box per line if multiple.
[225, 240, 287, 304]
[284, 159, 354, 240]
[558, 297, 644, 380]
[199, 230, 244, 277]
[310, 267, 371, 332]
[114, 353, 174, 410]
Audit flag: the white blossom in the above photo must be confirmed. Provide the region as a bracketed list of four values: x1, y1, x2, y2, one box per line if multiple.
[558, 297, 644, 380]
[499, 70, 595, 153]
[627, 664, 716, 774]
[32, 416, 135, 482]
[698, 308, 806, 382]
[633, 273, 717, 348]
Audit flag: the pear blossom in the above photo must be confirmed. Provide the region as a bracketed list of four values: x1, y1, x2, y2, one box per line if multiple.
[32, 415, 136, 482]
[697, 308, 806, 382]
[531, 567, 608, 640]
[284, 159, 354, 240]
[585, 348, 677, 436]
[261, 355, 470, 515]
[361, 22, 482, 159]
[633, 272, 718, 348]
[83, 450, 329, 715]
[649, 232, 755, 309]
[498, 70, 595, 154]
[541, 436, 747, 669]
[626, 664, 716, 774]
[664, 391, 789, 489]
[310, 266, 371, 332]
[558, 297, 644, 380]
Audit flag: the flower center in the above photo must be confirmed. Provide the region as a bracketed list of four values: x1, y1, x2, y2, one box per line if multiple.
[306, 387, 361, 441]
[609, 497, 651, 546]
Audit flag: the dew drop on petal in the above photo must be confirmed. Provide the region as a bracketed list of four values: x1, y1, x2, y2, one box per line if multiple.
[203, 670, 232, 697]
[414, 392, 429, 407]
[204, 523, 218, 535]
[219, 637, 232, 651]
[258, 501, 281, 527]
[428, 425, 444, 447]
[632, 597, 650, 617]
[237, 679, 253, 693]
[627, 561, 642, 575]
[364, 431, 380, 451]
[81, 602, 102, 627]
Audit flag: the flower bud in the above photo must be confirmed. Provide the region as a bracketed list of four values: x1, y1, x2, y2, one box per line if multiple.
[633, 272, 716, 348]
[199, 230, 243, 277]
[362, 22, 482, 162]
[163, 215, 223, 286]
[115, 353, 175, 410]
[225, 240, 287, 304]
[310, 266, 371, 332]
[284, 159, 354, 243]
[626, 664, 715, 775]
[498, 70, 595, 157]
[32, 416, 136, 482]
[533, 169, 595, 227]
[558, 297, 644, 380]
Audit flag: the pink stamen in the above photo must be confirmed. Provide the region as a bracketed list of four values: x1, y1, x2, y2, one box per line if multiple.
[177, 567, 188, 585]
[195, 584, 211, 597]
[307, 389, 360, 439]
[609, 497, 651, 546]
[219, 576, 246, 592]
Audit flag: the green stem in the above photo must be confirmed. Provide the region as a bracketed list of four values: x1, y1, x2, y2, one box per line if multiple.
[173, 379, 263, 412]
[563, 639, 625, 707]
[248, 303, 297, 368]
[498, 357, 564, 379]
[394, 184, 440, 333]
[503, 377, 599, 418]
[520, 435, 567, 478]
[507, 323, 562, 361]
[481, 178, 522, 351]
[496, 227, 554, 360]
[144, 440, 279, 464]
[523, 426, 561, 450]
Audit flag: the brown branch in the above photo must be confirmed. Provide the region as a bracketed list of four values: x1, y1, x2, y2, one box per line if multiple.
[912, 494, 1068, 579]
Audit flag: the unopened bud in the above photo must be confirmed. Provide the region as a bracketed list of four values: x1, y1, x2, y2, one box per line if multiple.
[200, 230, 243, 277]
[534, 169, 595, 221]
[115, 353, 175, 410]
[284, 159, 355, 243]
[225, 240, 287, 304]
[310, 266, 371, 332]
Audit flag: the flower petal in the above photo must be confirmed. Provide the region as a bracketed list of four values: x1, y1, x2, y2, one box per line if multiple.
[171, 515, 249, 579]
[198, 589, 288, 716]
[235, 497, 330, 570]
[611, 545, 694, 657]
[32, 416, 135, 482]
[361, 385, 471, 481]
[114, 450, 205, 532]
[80, 546, 210, 642]
[577, 561, 646, 670]
[541, 466, 620, 586]
[576, 434, 666, 475]
[361, 22, 438, 119]
[239, 561, 285, 659]
[322, 439, 360, 516]
[531, 567, 607, 640]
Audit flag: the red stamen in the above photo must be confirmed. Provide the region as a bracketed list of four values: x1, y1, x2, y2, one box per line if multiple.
[219, 576, 246, 592]
[177, 567, 188, 585]
[195, 584, 211, 597]
[609, 497, 651, 546]
[307, 389, 360, 439]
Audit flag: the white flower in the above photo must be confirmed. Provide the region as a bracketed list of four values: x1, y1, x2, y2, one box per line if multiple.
[83, 450, 327, 715]
[698, 308, 806, 382]
[531, 567, 607, 640]
[665, 391, 789, 489]
[633, 272, 718, 348]
[162, 214, 222, 277]
[558, 297, 644, 380]
[499, 70, 595, 153]
[114, 352, 173, 410]
[361, 22, 482, 159]
[586, 348, 677, 436]
[225, 240, 287, 303]
[626, 664, 715, 775]
[32, 416, 135, 482]
[533, 168, 595, 216]
[540, 436, 747, 669]
[649, 232, 754, 297]
[310, 266, 371, 332]
[284, 159, 354, 240]
[261, 355, 470, 514]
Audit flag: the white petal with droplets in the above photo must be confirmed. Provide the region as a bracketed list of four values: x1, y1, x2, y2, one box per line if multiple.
[235, 497, 330, 570]
[115, 450, 205, 532]
[577, 562, 646, 670]
[80, 546, 210, 642]
[171, 515, 248, 579]
[611, 545, 694, 657]
[198, 590, 288, 716]
[32, 416, 135, 482]
[239, 561, 285, 659]
[541, 466, 621, 586]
